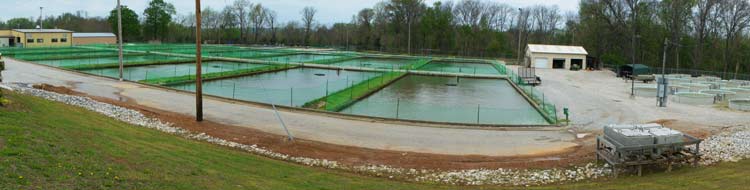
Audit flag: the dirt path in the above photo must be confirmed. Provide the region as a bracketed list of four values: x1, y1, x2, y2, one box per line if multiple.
[35, 83, 593, 170]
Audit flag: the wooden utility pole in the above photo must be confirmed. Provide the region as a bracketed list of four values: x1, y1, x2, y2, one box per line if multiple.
[117, 0, 124, 81]
[195, 0, 203, 121]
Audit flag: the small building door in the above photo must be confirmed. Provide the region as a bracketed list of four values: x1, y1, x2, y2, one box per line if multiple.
[534, 58, 549, 68]
[552, 58, 566, 69]
[570, 59, 583, 70]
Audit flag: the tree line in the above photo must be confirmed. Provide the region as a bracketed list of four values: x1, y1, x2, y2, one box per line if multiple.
[0, 0, 749, 76]
[118, 0, 568, 59]
[576, 0, 750, 78]
[0, 11, 109, 33]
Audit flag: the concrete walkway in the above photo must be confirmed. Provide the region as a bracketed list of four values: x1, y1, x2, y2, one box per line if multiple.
[3, 58, 576, 156]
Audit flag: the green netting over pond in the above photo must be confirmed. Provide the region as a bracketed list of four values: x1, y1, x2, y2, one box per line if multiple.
[32, 54, 190, 68]
[167, 67, 382, 106]
[205, 50, 284, 59]
[329, 58, 414, 69]
[11, 51, 143, 61]
[85, 44, 198, 51]
[253, 54, 343, 63]
[0, 47, 105, 56]
[339, 75, 549, 125]
[81, 61, 266, 81]
[418, 61, 500, 75]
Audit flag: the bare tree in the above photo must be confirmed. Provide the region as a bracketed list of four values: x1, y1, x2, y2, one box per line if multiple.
[281, 21, 302, 45]
[301, 6, 317, 46]
[250, 4, 266, 43]
[660, 0, 694, 70]
[692, 0, 719, 68]
[201, 7, 220, 43]
[718, 0, 750, 78]
[221, 6, 237, 44]
[387, 0, 424, 54]
[232, 0, 251, 43]
[265, 9, 277, 44]
[357, 8, 375, 47]
[372, 2, 389, 50]
[530, 5, 561, 43]
[626, 0, 641, 66]
[487, 3, 515, 31]
[454, 0, 486, 28]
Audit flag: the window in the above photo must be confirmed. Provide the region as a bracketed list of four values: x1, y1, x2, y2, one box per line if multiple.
[52, 38, 58, 43]
[27, 39, 34, 43]
[37, 39, 44, 43]
[60, 38, 67, 43]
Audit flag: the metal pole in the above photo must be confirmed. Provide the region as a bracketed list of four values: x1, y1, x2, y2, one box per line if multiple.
[195, 0, 204, 121]
[476, 104, 480, 124]
[517, 8, 523, 66]
[117, 0, 124, 81]
[39, 7, 43, 30]
[631, 5, 638, 97]
[659, 38, 669, 107]
[396, 98, 400, 119]
[290, 88, 293, 106]
[272, 104, 294, 141]
[662, 38, 668, 76]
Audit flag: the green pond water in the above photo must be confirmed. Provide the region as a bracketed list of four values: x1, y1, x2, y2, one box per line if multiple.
[81, 61, 266, 81]
[0, 46, 81, 52]
[339, 75, 548, 125]
[208, 51, 282, 59]
[33, 55, 190, 67]
[152, 46, 246, 54]
[168, 68, 382, 106]
[419, 61, 500, 75]
[254, 54, 341, 63]
[329, 58, 413, 69]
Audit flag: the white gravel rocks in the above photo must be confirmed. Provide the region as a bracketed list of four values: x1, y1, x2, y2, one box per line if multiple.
[700, 126, 750, 165]
[6, 82, 750, 186]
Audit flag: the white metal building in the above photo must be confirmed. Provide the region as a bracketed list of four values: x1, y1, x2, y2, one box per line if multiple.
[525, 44, 588, 70]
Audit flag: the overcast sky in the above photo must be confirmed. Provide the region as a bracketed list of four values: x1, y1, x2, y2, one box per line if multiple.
[0, 0, 579, 25]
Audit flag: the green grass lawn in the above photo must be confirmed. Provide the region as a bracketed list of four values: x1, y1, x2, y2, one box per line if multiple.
[1, 90, 749, 189]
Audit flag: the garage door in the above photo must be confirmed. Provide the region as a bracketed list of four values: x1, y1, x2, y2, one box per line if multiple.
[534, 58, 549, 68]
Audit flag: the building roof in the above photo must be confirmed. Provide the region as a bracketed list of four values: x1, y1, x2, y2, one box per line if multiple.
[13, 29, 73, 33]
[73, 33, 116, 38]
[527, 44, 588, 55]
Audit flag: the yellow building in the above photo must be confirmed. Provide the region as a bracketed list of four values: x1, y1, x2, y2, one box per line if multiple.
[0, 29, 73, 48]
[72, 33, 117, 45]
[0, 30, 12, 47]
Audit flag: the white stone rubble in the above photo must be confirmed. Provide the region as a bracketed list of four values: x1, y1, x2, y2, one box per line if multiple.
[5, 82, 750, 186]
[700, 126, 750, 165]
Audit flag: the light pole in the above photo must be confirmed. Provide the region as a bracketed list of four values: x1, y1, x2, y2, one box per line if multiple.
[39, 7, 43, 29]
[630, 3, 638, 98]
[117, 0, 124, 81]
[659, 38, 669, 107]
[195, 0, 203, 121]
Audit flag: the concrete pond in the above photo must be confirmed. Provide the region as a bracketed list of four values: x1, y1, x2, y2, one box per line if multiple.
[167, 67, 382, 106]
[81, 61, 268, 81]
[418, 61, 500, 75]
[339, 75, 549, 125]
